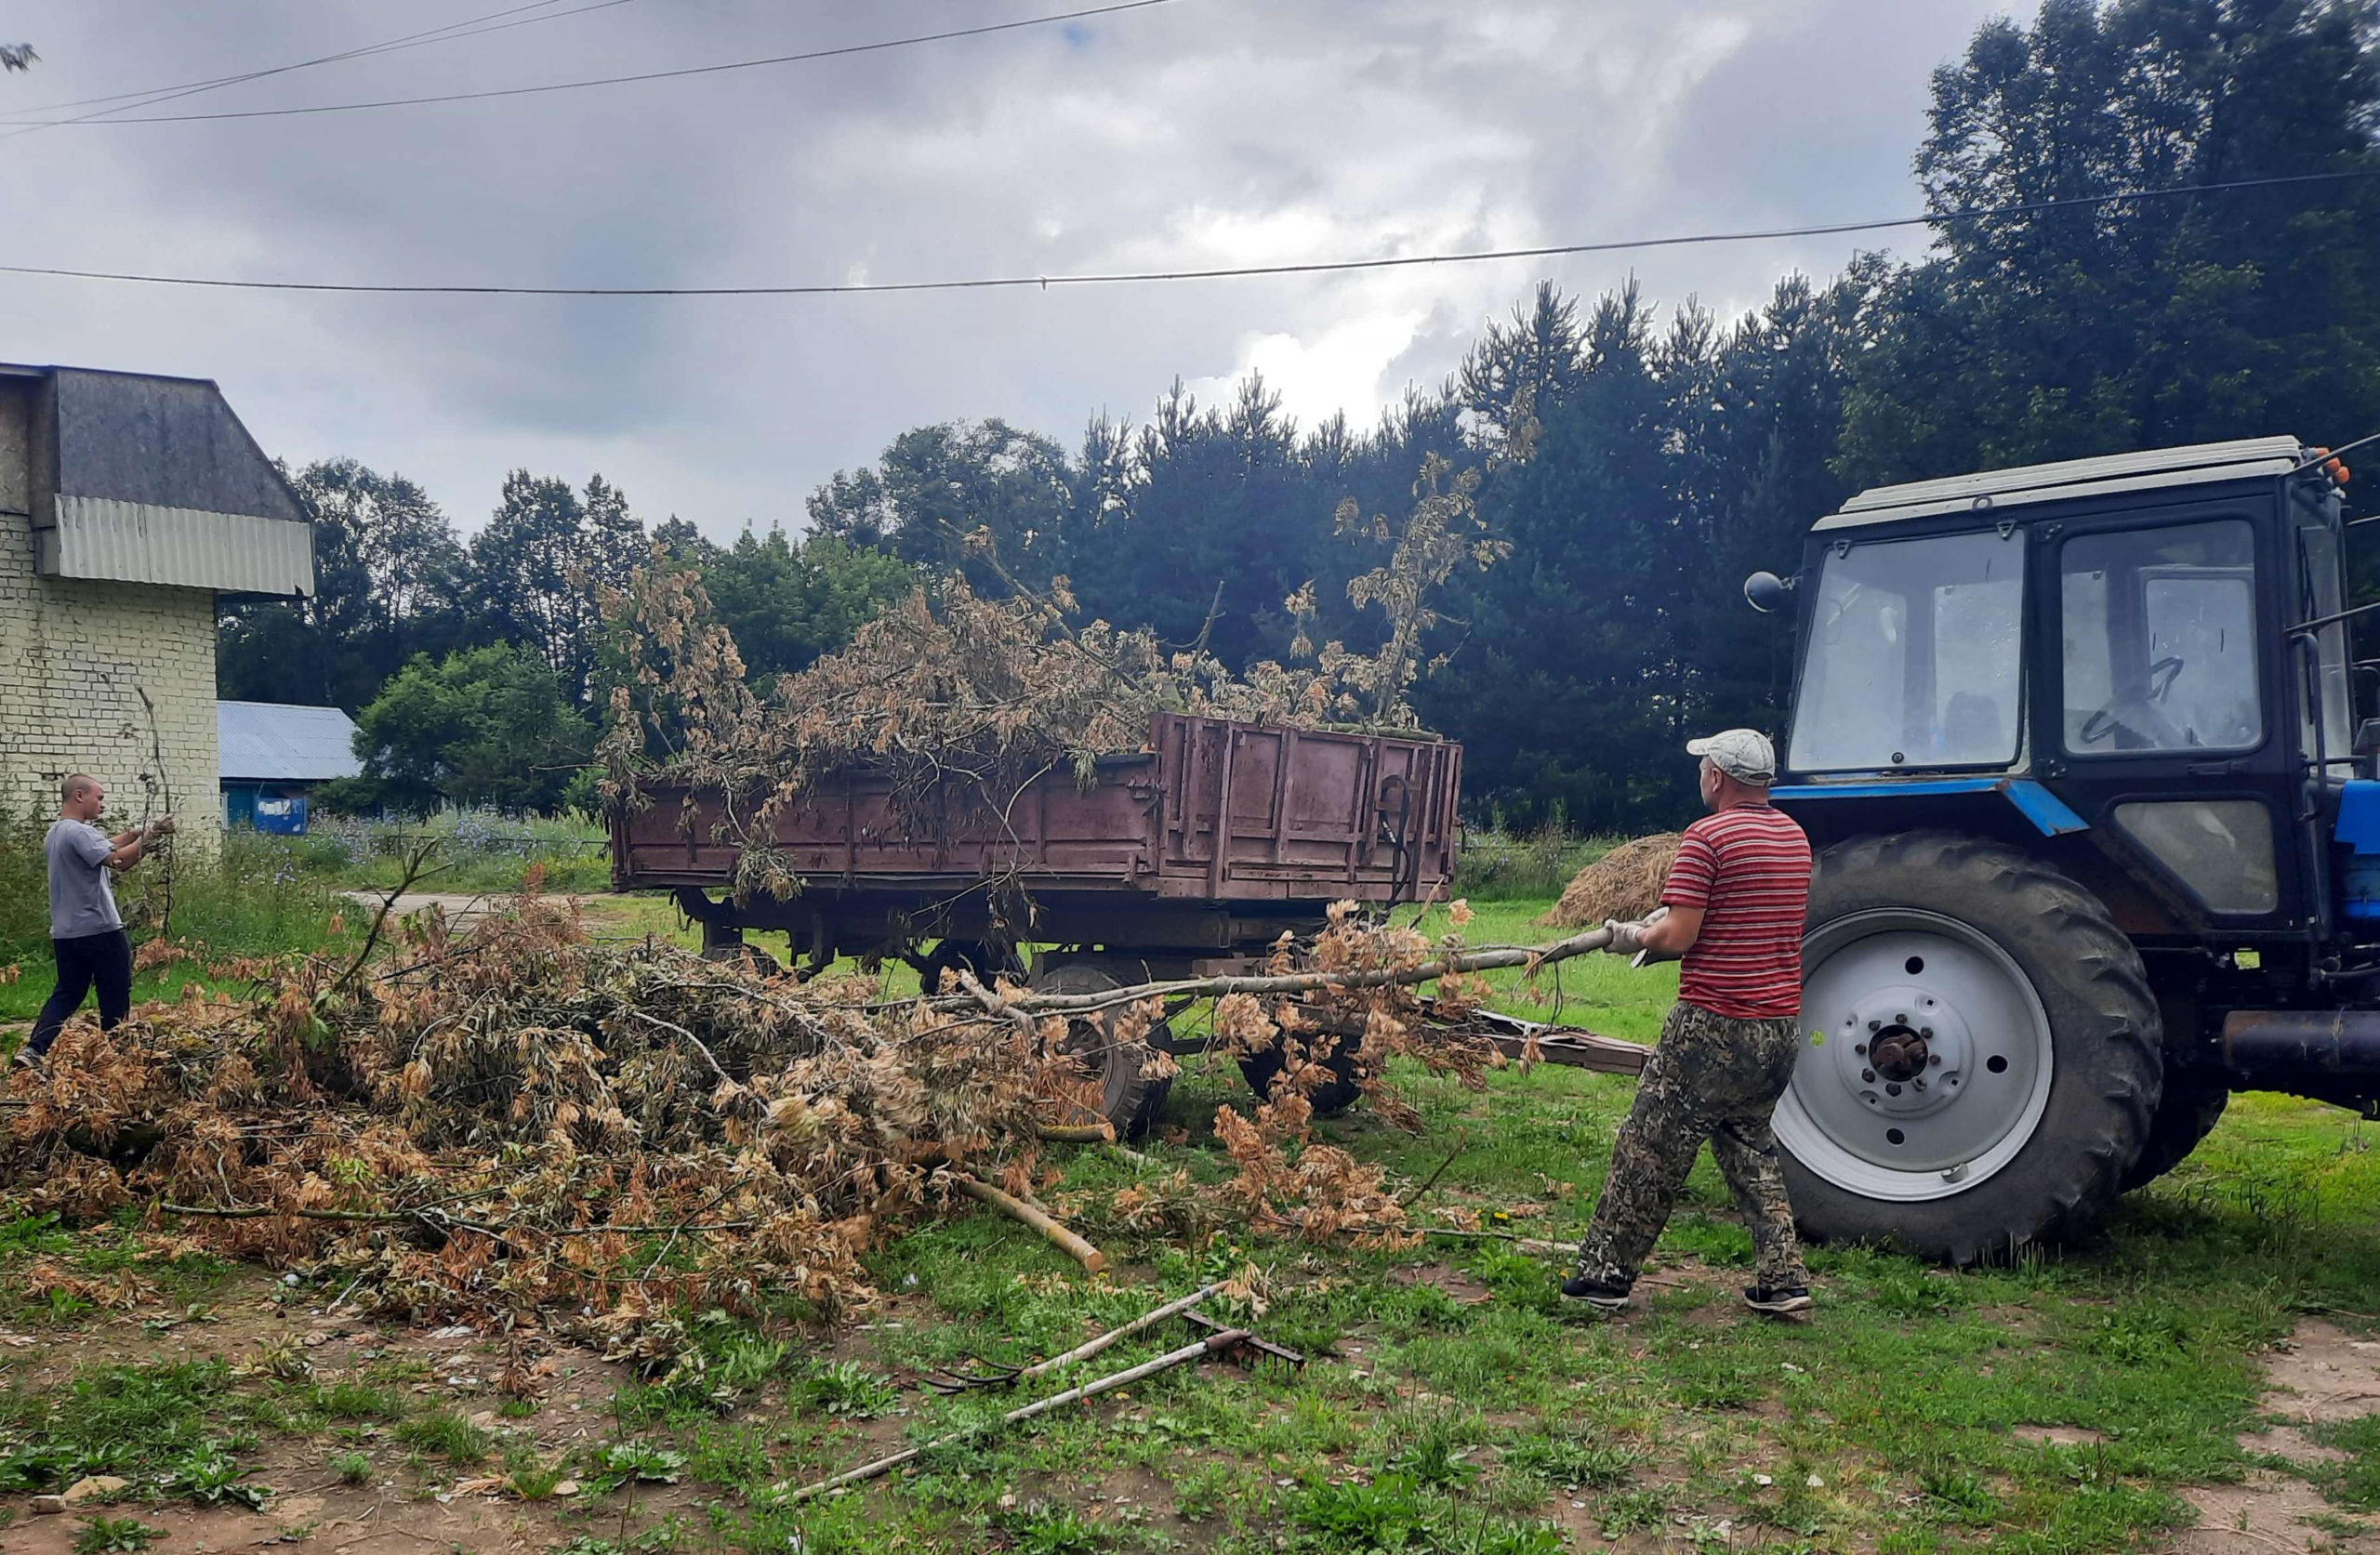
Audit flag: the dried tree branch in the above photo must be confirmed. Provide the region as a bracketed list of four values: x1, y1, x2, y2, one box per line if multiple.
[921, 925, 1616, 1021]
[785, 1328, 1253, 1503]
[949, 1173, 1104, 1273]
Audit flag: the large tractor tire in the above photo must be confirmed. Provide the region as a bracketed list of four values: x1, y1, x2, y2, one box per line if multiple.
[1032, 963, 1175, 1141]
[2119, 1082, 2229, 1193]
[1775, 832, 2162, 1265]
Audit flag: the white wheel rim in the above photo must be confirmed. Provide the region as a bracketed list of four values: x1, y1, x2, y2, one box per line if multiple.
[1774, 909, 2056, 1203]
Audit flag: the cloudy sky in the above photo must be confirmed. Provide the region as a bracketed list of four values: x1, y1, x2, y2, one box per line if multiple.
[5, 0, 2016, 538]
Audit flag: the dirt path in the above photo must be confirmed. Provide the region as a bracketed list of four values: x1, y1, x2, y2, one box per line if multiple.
[2176, 1319, 2380, 1552]
[337, 892, 590, 929]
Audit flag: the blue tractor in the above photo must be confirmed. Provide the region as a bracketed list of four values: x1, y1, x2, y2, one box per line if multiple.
[1745, 437, 2379, 1262]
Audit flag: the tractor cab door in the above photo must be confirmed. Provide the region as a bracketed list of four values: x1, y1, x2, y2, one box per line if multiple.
[2044, 508, 2296, 929]
[2291, 498, 2358, 935]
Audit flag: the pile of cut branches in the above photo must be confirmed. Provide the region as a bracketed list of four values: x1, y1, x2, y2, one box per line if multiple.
[5, 898, 1064, 1329]
[597, 563, 1367, 900]
[597, 451, 1507, 902]
[1, 893, 1609, 1338]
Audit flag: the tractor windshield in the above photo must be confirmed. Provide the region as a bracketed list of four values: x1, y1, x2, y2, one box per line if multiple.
[2060, 520, 2261, 755]
[1789, 528, 2027, 773]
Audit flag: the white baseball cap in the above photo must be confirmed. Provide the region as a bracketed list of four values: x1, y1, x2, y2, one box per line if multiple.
[1686, 728, 1777, 784]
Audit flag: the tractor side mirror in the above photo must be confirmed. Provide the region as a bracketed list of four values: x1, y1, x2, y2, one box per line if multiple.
[1744, 571, 1794, 614]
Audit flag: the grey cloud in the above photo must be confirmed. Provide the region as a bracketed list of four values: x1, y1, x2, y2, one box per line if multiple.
[5, 0, 2010, 535]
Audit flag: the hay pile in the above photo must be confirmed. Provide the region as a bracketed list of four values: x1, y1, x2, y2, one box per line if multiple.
[1540, 833, 1685, 928]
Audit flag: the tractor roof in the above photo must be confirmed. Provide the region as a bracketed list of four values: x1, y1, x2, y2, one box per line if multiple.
[1815, 436, 2308, 533]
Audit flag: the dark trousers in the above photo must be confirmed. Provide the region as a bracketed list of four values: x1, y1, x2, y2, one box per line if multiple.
[1574, 999, 1811, 1291]
[29, 929, 133, 1057]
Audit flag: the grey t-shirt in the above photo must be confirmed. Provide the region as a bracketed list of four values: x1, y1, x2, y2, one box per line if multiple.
[46, 819, 123, 940]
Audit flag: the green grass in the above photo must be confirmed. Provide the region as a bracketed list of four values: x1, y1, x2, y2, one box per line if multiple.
[268, 810, 611, 893]
[0, 824, 355, 1023]
[0, 889, 2376, 1553]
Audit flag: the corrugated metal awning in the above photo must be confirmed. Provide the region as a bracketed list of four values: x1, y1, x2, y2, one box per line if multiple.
[39, 494, 314, 595]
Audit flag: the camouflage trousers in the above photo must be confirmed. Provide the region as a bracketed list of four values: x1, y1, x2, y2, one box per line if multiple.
[1574, 1000, 1811, 1292]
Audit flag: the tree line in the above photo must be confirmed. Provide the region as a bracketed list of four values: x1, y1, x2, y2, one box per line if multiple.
[222, 0, 2380, 831]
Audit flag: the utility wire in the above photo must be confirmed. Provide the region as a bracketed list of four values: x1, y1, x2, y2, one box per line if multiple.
[0, 0, 1187, 127]
[0, 0, 634, 138]
[2, 169, 2373, 299]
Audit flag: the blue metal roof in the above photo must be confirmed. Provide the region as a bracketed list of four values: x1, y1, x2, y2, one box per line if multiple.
[218, 701, 361, 784]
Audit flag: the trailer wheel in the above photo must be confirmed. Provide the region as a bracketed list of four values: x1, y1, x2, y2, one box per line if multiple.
[699, 940, 782, 979]
[1238, 1027, 1365, 1116]
[1031, 964, 1174, 1141]
[1776, 832, 2161, 1265]
[918, 940, 1021, 995]
[2120, 1081, 2228, 1192]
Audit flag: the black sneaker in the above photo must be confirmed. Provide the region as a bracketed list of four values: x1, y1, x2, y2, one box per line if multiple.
[1561, 1272, 1633, 1309]
[8, 1048, 39, 1075]
[1743, 1284, 1813, 1314]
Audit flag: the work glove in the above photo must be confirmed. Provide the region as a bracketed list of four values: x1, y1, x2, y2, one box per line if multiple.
[1602, 906, 1669, 958]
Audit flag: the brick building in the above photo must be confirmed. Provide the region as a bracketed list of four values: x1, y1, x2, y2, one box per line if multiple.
[0, 364, 314, 842]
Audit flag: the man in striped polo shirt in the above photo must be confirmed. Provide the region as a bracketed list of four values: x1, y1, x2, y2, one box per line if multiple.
[1565, 729, 1817, 1315]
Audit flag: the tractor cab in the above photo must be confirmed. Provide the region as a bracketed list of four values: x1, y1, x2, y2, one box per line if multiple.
[1745, 438, 2374, 1262]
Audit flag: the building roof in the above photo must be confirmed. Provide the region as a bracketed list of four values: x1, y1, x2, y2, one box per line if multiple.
[1816, 437, 2311, 532]
[218, 701, 362, 784]
[0, 362, 315, 597]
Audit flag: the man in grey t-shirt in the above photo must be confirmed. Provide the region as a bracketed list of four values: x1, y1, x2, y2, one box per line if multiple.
[23, 774, 171, 1067]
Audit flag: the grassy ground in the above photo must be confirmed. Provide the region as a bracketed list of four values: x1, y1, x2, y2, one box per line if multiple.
[0, 811, 606, 1024]
[0, 831, 356, 1024]
[1, 891, 2376, 1552]
[254, 810, 613, 894]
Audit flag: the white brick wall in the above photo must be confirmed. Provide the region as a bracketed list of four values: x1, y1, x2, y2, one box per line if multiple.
[0, 510, 218, 846]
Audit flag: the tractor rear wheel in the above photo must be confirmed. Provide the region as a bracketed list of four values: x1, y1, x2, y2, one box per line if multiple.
[1032, 963, 1175, 1141]
[2119, 1081, 2229, 1192]
[1776, 832, 2162, 1264]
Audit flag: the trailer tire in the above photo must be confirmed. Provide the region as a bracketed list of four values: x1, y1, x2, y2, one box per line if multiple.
[919, 940, 1022, 995]
[1239, 1031, 1365, 1117]
[1777, 831, 2162, 1265]
[2119, 1081, 2228, 1192]
[1031, 964, 1174, 1141]
[700, 940, 782, 979]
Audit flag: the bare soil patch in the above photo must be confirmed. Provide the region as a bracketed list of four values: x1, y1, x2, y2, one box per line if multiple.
[2176, 1471, 2380, 1554]
[2260, 1320, 2380, 1424]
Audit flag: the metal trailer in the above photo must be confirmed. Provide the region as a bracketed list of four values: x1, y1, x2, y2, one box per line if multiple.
[612, 712, 1649, 1134]
[615, 714, 1493, 1135]
[1738, 435, 2380, 1262]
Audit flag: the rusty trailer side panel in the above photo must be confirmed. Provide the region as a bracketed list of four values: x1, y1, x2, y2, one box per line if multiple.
[611, 714, 1460, 915]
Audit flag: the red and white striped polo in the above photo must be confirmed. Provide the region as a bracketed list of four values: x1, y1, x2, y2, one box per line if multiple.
[1660, 804, 1812, 1020]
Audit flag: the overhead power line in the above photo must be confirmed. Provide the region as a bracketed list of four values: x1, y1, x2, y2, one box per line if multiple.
[0, 0, 638, 138]
[0, 0, 1187, 127]
[3, 169, 2373, 299]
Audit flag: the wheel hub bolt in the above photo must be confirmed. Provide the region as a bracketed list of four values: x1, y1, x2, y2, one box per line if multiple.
[1862, 1068, 1876, 1083]
[1928, 1053, 1942, 1067]
[1855, 1043, 1868, 1056]
[1886, 1082, 1903, 1096]
[1920, 1027, 1934, 1039]
[1913, 1078, 1926, 1091]
[1868, 1020, 1882, 1032]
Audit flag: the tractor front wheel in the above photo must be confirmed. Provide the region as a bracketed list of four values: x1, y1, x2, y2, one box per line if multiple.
[1776, 832, 2162, 1264]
